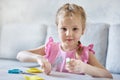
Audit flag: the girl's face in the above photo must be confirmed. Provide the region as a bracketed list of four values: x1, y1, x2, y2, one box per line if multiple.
[57, 16, 84, 49]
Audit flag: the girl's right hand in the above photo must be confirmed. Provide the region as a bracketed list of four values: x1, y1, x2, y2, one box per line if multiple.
[36, 56, 51, 75]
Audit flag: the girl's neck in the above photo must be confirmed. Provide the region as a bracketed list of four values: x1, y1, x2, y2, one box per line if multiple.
[61, 43, 78, 52]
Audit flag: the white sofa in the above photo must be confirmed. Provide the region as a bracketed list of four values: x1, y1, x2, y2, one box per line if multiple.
[0, 22, 120, 80]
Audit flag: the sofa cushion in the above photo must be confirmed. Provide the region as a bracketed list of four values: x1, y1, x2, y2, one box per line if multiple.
[106, 24, 120, 74]
[45, 24, 59, 43]
[0, 26, 1, 53]
[45, 23, 109, 66]
[81, 23, 109, 66]
[0, 23, 47, 59]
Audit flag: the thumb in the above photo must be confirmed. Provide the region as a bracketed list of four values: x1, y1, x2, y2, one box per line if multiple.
[41, 62, 45, 69]
[69, 59, 76, 66]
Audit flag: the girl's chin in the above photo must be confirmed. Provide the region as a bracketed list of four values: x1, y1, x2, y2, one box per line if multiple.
[62, 40, 77, 45]
[65, 42, 75, 46]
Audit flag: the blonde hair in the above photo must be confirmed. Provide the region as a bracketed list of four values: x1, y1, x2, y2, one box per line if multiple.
[56, 3, 86, 32]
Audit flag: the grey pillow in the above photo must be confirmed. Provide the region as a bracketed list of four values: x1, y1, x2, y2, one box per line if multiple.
[81, 23, 109, 66]
[0, 23, 47, 59]
[0, 26, 1, 49]
[45, 24, 60, 43]
[46, 23, 109, 66]
[106, 24, 120, 73]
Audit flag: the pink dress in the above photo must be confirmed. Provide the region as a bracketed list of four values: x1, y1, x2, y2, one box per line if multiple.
[44, 37, 95, 73]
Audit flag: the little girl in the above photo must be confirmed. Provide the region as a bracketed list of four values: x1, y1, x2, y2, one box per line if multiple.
[17, 3, 112, 78]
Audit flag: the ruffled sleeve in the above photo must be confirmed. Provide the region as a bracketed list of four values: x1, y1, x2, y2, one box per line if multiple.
[88, 44, 95, 54]
[81, 44, 95, 63]
[44, 37, 59, 64]
[45, 37, 54, 57]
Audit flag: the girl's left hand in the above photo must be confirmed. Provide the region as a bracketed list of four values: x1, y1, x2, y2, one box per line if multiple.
[36, 56, 51, 75]
[65, 59, 85, 73]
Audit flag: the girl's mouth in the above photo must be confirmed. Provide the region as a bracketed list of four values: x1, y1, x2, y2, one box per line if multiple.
[67, 39, 73, 42]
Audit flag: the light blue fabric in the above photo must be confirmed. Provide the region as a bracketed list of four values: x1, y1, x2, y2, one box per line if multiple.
[45, 24, 60, 43]
[106, 24, 120, 74]
[0, 23, 47, 59]
[0, 26, 1, 53]
[81, 23, 109, 66]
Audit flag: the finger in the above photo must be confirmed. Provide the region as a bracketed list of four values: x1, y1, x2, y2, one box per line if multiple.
[70, 59, 76, 63]
[69, 60, 76, 66]
[41, 63, 45, 69]
[65, 64, 74, 71]
[44, 63, 51, 75]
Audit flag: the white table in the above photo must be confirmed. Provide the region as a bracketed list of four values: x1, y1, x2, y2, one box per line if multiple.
[0, 59, 114, 80]
[0, 67, 111, 80]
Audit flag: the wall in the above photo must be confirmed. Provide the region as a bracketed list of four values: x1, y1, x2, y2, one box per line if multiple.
[0, 0, 120, 25]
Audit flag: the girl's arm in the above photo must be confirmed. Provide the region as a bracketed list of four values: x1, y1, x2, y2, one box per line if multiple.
[16, 45, 52, 75]
[66, 51, 113, 78]
[84, 52, 113, 78]
[16, 45, 46, 62]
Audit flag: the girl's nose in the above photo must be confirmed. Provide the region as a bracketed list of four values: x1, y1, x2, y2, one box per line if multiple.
[66, 30, 72, 36]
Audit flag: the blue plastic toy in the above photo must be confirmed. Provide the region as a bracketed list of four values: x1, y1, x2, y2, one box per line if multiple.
[8, 69, 34, 75]
[8, 69, 23, 74]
